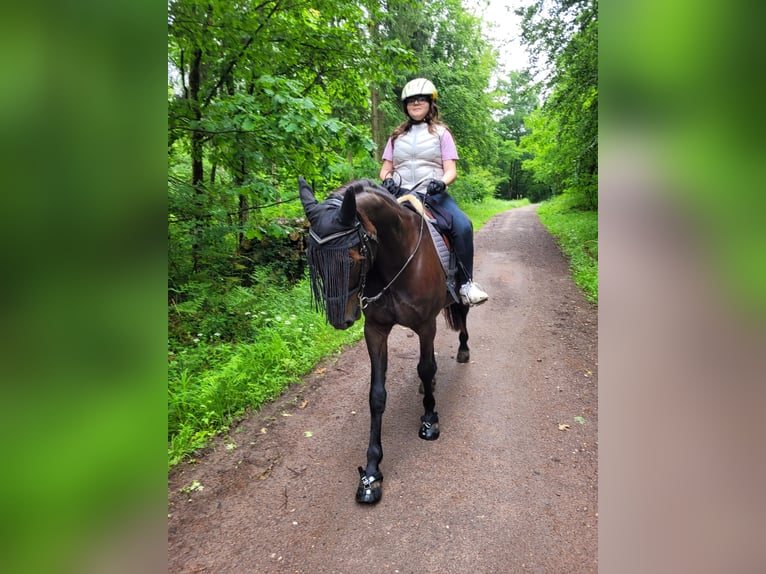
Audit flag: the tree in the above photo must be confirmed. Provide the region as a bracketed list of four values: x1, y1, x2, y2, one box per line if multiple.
[496, 70, 539, 143]
[517, 0, 598, 208]
[167, 0, 508, 301]
[367, 0, 498, 171]
[168, 0, 389, 285]
[494, 70, 544, 200]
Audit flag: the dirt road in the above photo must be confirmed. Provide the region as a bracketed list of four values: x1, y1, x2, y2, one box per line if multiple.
[168, 205, 598, 573]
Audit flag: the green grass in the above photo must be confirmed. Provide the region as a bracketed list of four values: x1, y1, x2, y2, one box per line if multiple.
[536, 193, 598, 303]
[462, 196, 530, 231]
[168, 275, 363, 468]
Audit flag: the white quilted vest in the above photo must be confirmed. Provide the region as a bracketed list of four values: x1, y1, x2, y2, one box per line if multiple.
[392, 123, 446, 190]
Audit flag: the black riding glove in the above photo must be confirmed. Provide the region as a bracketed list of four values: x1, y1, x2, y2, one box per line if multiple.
[426, 179, 446, 195]
[382, 177, 399, 195]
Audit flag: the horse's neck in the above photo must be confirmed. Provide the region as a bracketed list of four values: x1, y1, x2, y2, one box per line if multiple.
[359, 194, 420, 263]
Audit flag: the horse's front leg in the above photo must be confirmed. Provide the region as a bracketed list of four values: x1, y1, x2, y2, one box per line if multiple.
[356, 322, 391, 504]
[417, 318, 440, 441]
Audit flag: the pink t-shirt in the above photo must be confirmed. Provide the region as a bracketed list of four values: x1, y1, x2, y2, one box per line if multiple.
[382, 127, 459, 162]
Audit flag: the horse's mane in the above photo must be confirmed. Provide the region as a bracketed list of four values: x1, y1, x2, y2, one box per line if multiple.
[330, 179, 399, 207]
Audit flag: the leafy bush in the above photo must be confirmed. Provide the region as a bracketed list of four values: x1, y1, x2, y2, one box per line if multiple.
[449, 168, 501, 204]
[168, 268, 363, 467]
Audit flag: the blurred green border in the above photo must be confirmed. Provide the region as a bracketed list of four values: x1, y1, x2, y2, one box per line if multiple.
[0, 2, 167, 573]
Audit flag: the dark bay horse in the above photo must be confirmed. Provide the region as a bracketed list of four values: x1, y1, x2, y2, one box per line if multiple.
[298, 177, 470, 504]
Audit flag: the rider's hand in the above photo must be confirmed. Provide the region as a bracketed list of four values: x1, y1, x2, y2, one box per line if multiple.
[382, 178, 399, 195]
[426, 179, 446, 195]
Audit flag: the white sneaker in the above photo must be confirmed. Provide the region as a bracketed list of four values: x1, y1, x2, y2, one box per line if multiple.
[459, 282, 489, 306]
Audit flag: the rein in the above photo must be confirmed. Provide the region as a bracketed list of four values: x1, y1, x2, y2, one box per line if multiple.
[359, 207, 426, 309]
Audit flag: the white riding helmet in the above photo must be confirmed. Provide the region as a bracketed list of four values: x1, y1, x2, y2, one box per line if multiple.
[401, 78, 438, 102]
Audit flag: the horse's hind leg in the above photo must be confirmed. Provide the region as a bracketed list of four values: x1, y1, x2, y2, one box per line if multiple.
[417, 320, 440, 441]
[455, 303, 470, 363]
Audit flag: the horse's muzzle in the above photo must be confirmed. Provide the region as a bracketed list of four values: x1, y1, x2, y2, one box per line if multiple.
[333, 319, 355, 330]
[331, 303, 361, 330]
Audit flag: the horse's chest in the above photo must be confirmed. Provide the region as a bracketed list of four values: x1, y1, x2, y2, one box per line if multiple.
[363, 293, 439, 330]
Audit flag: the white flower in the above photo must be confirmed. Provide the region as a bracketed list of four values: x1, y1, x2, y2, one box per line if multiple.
[214, 332, 221, 337]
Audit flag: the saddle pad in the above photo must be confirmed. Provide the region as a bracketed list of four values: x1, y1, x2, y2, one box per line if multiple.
[396, 194, 450, 273]
[396, 195, 459, 303]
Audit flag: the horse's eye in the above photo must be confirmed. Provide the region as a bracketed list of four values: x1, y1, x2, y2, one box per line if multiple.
[350, 250, 365, 265]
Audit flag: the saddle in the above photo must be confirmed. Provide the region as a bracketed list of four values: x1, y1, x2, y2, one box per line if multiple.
[397, 193, 460, 303]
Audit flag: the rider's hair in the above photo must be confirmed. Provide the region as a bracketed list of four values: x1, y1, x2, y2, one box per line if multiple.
[391, 101, 445, 143]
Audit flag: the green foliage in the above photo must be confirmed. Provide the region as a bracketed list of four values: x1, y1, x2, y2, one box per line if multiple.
[495, 138, 551, 202]
[495, 70, 540, 143]
[520, 108, 567, 193]
[449, 167, 500, 204]
[536, 194, 598, 303]
[517, 0, 598, 208]
[168, 0, 389, 291]
[168, 269, 364, 467]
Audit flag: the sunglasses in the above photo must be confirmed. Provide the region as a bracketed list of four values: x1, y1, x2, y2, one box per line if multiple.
[405, 95, 430, 105]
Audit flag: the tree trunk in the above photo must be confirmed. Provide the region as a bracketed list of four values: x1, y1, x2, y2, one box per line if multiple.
[236, 156, 248, 255]
[370, 84, 386, 163]
[189, 47, 205, 273]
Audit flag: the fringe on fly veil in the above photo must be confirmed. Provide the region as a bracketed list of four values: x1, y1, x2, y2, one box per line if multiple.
[306, 225, 359, 326]
[301, 178, 379, 325]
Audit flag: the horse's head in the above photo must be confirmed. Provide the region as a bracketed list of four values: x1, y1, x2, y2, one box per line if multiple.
[299, 177, 375, 329]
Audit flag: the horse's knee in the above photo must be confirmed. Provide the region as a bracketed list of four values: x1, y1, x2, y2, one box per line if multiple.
[417, 357, 436, 385]
[369, 385, 387, 412]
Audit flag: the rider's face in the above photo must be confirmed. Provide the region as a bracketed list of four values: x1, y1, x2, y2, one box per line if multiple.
[406, 99, 430, 122]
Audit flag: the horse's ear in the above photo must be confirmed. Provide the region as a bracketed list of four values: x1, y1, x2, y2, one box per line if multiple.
[298, 176, 319, 217]
[340, 187, 357, 227]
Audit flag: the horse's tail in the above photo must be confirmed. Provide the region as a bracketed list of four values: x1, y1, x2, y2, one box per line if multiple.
[442, 302, 467, 333]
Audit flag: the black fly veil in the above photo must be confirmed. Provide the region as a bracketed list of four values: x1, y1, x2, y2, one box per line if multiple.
[299, 179, 374, 326]
[306, 209, 361, 324]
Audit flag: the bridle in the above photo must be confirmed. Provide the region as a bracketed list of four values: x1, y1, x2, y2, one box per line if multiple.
[308, 220, 377, 307]
[308, 198, 426, 311]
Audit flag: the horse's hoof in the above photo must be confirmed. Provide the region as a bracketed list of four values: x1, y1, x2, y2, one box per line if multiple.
[456, 349, 470, 363]
[419, 419, 440, 441]
[355, 467, 383, 504]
